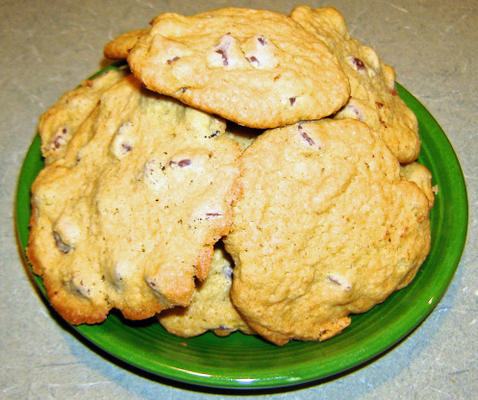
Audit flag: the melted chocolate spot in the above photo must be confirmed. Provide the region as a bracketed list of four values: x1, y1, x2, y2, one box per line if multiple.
[346, 104, 364, 121]
[166, 56, 180, 64]
[207, 131, 220, 139]
[121, 142, 132, 152]
[327, 275, 351, 290]
[298, 125, 315, 146]
[223, 265, 233, 279]
[205, 212, 222, 218]
[169, 159, 192, 168]
[301, 132, 315, 146]
[53, 231, 71, 254]
[246, 55, 259, 66]
[52, 127, 68, 149]
[215, 49, 228, 66]
[351, 56, 366, 71]
[216, 325, 231, 331]
[327, 276, 341, 285]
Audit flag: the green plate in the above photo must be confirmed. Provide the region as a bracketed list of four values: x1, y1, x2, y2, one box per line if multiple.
[15, 78, 468, 389]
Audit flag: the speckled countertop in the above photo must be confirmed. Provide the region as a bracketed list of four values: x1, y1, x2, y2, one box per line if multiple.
[1, 0, 477, 399]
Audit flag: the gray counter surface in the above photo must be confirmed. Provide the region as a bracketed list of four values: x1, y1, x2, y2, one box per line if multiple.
[1, 0, 477, 398]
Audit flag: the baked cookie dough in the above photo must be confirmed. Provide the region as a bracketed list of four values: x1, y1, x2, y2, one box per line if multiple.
[127, 7, 350, 129]
[104, 28, 150, 60]
[400, 161, 436, 208]
[224, 119, 433, 345]
[38, 67, 128, 165]
[158, 244, 254, 337]
[291, 6, 420, 163]
[156, 125, 262, 337]
[28, 74, 242, 324]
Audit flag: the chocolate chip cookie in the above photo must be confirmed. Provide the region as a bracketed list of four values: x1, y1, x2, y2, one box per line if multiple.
[291, 6, 420, 163]
[28, 74, 241, 324]
[127, 7, 350, 129]
[158, 245, 254, 337]
[224, 119, 432, 345]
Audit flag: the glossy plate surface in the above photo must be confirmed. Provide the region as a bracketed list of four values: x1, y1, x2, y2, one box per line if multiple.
[16, 80, 468, 389]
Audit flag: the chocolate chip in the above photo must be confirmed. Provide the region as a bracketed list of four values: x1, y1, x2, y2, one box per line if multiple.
[73, 279, 91, 298]
[298, 125, 315, 146]
[257, 35, 267, 46]
[51, 126, 69, 149]
[344, 104, 364, 121]
[216, 325, 231, 331]
[212, 33, 235, 67]
[289, 97, 296, 106]
[246, 55, 259, 66]
[327, 276, 341, 285]
[301, 132, 315, 145]
[53, 231, 71, 254]
[121, 142, 132, 152]
[166, 56, 180, 64]
[169, 159, 192, 168]
[215, 49, 228, 66]
[223, 265, 233, 279]
[206, 131, 220, 139]
[326, 275, 351, 290]
[205, 212, 222, 218]
[351, 56, 366, 71]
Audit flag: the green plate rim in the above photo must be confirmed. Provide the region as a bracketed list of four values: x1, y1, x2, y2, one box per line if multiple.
[15, 72, 468, 389]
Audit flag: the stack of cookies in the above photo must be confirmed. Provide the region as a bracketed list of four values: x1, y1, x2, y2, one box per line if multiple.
[28, 6, 435, 345]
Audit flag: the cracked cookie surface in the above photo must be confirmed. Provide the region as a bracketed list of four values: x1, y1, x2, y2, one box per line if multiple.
[28, 74, 241, 324]
[224, 119, 433, 345]
[127, 7, 350, 129]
